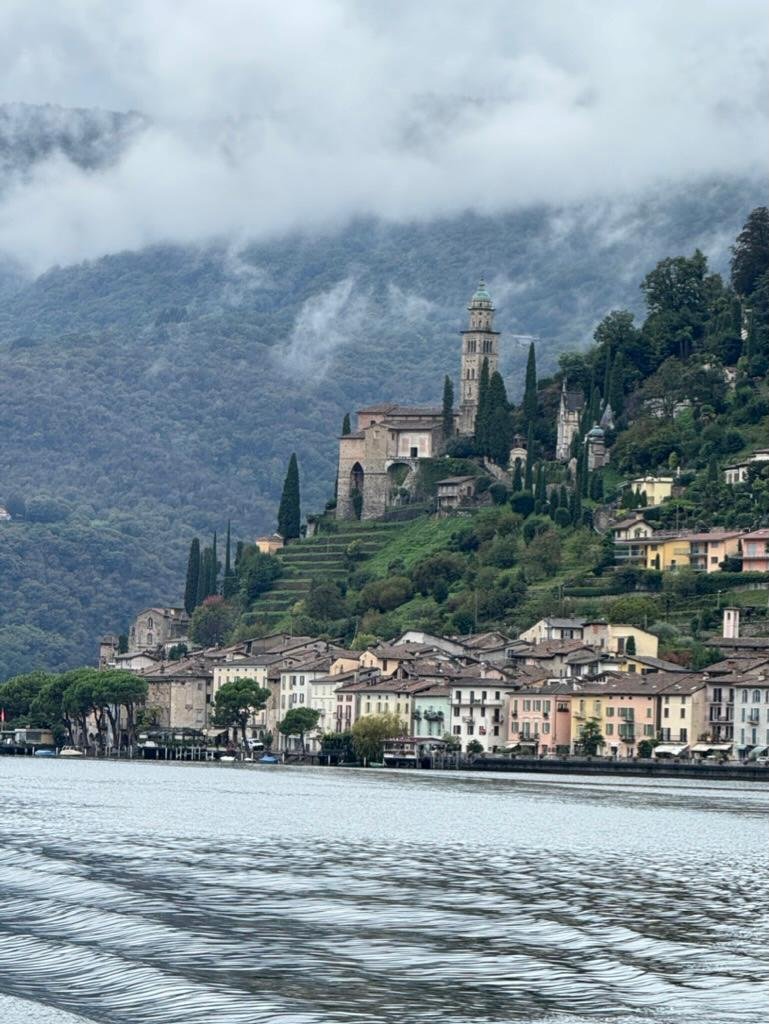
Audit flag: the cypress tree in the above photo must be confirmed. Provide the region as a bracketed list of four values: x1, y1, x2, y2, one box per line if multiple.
[523, 342, 537, 424]
[524, 421, 536, 489]
[197, 547, 212, 604]
[512, 461, 523, 492]
[278, 453, 301, 540]
[210, 531, 218, 595]
[534, 463, 546, 503]
[441, 375, 454, 439]
[223, 521, 237, 599]
[602, 346, 612, 401]
[608, 352, 626, 415]
[560, 484, 569, 509]
[341, 413, 351, 435]
[474, 358, 491, 452]
[234, 540, 245, 568]
[486, 371, 512, 465]
[183, 538, 201, 615]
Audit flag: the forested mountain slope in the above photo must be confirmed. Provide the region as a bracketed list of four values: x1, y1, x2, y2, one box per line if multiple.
[0, 147, 764, 679]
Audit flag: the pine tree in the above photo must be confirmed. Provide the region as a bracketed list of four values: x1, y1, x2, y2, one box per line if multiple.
[474, 358, 490, 452]
[183, 538, 201, 615]
[442, 375, 454, 440]
[278, 453, 301, 540]
[523, 343, 537, 424]
[341, 413, 351, 435]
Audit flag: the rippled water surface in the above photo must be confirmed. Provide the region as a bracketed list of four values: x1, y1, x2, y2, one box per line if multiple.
[0, 760, 766, 1024]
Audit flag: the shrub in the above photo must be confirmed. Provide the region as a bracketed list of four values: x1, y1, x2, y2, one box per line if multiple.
[606, 595, 660, 628]
[489, 482, 510, 505]
[411, 553, 465, 596]
[510, 492, 535, 518]
[359, 576, 414, 613]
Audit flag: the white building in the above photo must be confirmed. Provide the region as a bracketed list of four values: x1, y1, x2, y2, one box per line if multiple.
[733, 680, 769, 758]
[449, 673, 509, 753]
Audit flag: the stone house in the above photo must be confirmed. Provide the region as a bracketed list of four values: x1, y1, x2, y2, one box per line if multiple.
[141, 657, 213, 731]
[436, 475, 477, 513]
[129, 607, 189, 651]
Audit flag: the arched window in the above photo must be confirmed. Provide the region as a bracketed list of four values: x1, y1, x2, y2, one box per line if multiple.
[752, 689, 761, 704]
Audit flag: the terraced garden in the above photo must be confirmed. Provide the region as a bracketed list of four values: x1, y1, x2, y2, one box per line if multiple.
[244, 520, 409, 630]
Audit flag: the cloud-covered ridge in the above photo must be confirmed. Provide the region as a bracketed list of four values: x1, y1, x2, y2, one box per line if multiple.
[0, 0, 766, 272]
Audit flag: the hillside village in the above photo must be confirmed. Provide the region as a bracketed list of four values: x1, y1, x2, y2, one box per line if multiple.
[2, 208, 768, 765]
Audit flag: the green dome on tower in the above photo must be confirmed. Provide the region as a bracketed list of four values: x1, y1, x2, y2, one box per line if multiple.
[472, 279, 492, 302]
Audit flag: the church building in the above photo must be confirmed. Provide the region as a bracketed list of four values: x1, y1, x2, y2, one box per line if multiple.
[458, 281, 500, 435]
[555, 381, 585, 461]
[336, 281, 500, 520]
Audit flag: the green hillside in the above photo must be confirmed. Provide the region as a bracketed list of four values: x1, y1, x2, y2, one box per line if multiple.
[0, 177, 765, 679]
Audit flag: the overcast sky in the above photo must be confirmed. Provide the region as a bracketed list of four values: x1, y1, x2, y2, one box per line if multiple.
[0, 0, 766, 271]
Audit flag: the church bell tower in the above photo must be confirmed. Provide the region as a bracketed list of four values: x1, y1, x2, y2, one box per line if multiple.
[458, 280, 500, 435]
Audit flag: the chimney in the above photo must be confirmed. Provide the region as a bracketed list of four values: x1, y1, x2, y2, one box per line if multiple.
[723, 607, 740, 640]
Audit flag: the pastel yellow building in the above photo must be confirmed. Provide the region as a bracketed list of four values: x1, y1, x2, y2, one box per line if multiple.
[631, 476, 674, 507]
[643, 536, 690, 571]
[256, 533, 284, 555]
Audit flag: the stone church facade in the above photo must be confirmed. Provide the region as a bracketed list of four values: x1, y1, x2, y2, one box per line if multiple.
[336, 282, 498, 521]
[555, 381, 585, 461]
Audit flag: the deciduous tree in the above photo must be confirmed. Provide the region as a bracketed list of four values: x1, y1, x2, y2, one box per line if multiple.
[351, 712, 403, 764]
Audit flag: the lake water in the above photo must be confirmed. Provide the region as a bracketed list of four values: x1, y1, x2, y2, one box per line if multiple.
[0, 760, 766, 1024]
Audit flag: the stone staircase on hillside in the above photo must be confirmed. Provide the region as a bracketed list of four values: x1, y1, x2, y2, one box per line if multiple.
[245, 521, 406, 629]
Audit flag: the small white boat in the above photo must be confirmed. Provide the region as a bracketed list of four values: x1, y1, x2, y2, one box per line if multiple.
[219, 755, 236, 763]
[59, 746, 84, 757]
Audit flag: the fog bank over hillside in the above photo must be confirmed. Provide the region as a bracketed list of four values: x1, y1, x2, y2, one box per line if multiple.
[0, 0, 766, 271]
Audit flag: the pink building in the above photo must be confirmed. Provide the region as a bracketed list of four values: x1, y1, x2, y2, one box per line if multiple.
[508, 682, 575, 755]
[685, 531, 742, 572]
[742, 529, 769, 573]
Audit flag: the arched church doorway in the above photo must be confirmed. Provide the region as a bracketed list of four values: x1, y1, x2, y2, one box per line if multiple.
[350, 463, 364, 519]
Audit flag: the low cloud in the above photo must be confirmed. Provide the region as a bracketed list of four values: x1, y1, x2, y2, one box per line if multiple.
[0, 0, 765, 272]
[280, 277, 369, 377]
